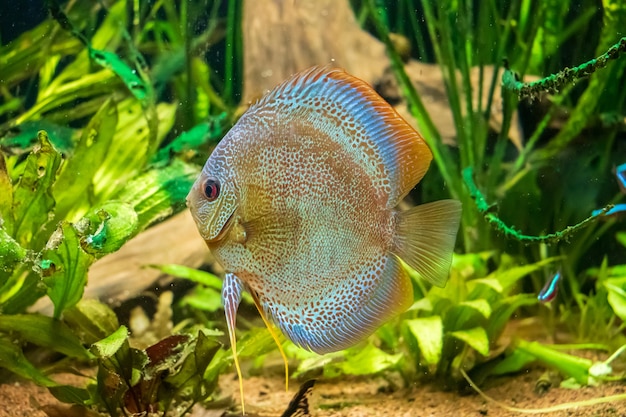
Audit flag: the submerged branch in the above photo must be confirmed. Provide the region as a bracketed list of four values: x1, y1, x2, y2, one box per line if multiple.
[463, 167, 610, 244]
[502, 37, 626, 99]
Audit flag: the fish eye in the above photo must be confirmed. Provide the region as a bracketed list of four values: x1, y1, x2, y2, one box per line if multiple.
[203, 177, 221, 202]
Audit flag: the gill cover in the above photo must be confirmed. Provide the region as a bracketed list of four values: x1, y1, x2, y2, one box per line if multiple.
[186, 169, 237, 242]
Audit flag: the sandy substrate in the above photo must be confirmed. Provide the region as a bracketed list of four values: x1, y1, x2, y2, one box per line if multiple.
[2, 367, 625, 417]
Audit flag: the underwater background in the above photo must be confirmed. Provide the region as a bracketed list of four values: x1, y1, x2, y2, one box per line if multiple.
[0, 0, 626, 416]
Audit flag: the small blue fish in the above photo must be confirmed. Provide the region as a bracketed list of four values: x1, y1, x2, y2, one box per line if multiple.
[615, 163, 626, 194]
[538, 271, 562, 303]
[592, 204, 626, 219]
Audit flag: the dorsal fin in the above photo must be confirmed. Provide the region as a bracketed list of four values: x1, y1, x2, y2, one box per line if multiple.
[246, 65, 433, 206]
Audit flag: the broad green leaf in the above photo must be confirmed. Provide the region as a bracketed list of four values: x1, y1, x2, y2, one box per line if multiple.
[63, 299, 120, 345]
[332, 343, 402, 377]
[486, 294, 538, 339]
[93, 100, 176, 201]
[237, 327, 286, 360]
[491, 349, 536, 375]
[292, 351, 343, 378]
[0, 121, 76, 155]
[193, 330, 222, 376]
[485, 257, 559, 290]
[617, 232, 626, 248]
[515, 339, 591, 385]
[0, 337, 57, 387]
[604, 277, 626, 321]
[0, 154, 13, 233]
[449, 327, 490, 357]
[80, 201, 139, 256]
[54, 99, 118, 221]
[153, 264, 223, 290]
[459, 299, 492, 319]
[467, 278, 502, 293]
[12, 131, 62, 247]
[114, 159, 198, 231]
[181, 287, 222, 312]
[405, 316, 443, 366]
[0, 314, 91, 360]
[91, 326, 129, 359]
[48, 385, 91, 405]
[152, 112, 228, 163]
[42, 222, 93, 318]
[89, 48, 150, 103]
[408, 297, 433, 312]
[0, 227, 28, 274]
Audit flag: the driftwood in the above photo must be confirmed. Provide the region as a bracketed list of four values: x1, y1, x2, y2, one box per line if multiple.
[33, 0, 529, 311]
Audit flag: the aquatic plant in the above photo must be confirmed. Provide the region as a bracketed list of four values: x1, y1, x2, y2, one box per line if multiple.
[0, 0, 240, 414]
[0, 0, 625, 414]
[335, 0, 626, 389]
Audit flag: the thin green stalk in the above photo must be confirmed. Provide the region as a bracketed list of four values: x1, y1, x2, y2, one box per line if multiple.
[367, 0, 460, 200]
[224, 0, 237, 102]
[483, 0, 519, 122]
[420, 1, 470, 168]
[406, 1, 430, 61]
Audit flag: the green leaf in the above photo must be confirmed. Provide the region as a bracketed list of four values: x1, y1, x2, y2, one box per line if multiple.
[153, 264, 223, 290]
[491, 349, 536, 375]
[54, 99, 118, 220]
[459, 299, 492, 319]
[0, 227, 28, 273]
[514, 339, 591, 385]
[485, 257, 559, 290]
[0, 153, 14, 233]
[617, 232, 626, 248]
[405, 316, 443, 366]
[63, 299, 120, 345]
[89, 48, 151, 103]
[80, 201, 139, 256]
[332, 343, 402, 377]
[181, 287, 223, 312]
[93, 100, 176, 201]
[48, 385, 91, 405]
[0, 314, 91, 360]
[408, 297, 433, 312]
[486, 294, 538, 340]
[91, 326, 129, 359]
[42, 222, 94, 318]
[467, 278, 502, 293]
[449, 327, 490, 357]
[11, 130, 62, 247]
[113, 159, 198, 231]
[1, 121, 76, 155]
[194, 330, 222, 376]
[152, 120, 223, 164]
[0, 337, 57, 387]
[604, 277, 626, 321]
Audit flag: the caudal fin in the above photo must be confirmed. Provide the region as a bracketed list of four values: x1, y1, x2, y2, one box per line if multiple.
[393, 200, 462, 287]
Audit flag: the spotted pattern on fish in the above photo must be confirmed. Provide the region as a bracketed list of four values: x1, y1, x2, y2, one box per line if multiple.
[187, 65, 461, 377]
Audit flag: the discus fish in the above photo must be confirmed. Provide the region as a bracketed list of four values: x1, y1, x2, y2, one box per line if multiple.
[538, 271, 562, 303]
[187, 66, 462, 412]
